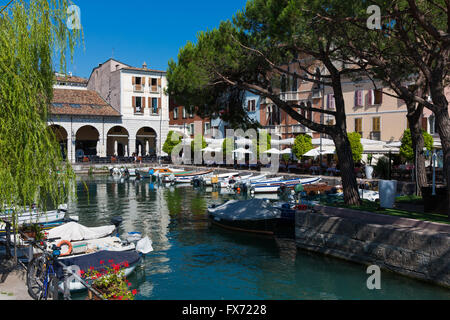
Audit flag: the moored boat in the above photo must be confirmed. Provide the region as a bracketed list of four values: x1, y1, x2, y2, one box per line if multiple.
[207, 199, 295, 237]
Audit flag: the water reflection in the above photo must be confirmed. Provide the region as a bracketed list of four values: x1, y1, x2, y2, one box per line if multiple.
[69, 176, 450, 300]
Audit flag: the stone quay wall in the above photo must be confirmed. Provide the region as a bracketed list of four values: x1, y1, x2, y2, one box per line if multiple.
[295, 206, 450, 288]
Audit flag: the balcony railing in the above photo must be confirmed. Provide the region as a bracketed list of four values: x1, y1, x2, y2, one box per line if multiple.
[149, 86, 161, 93]
[133, 84, 144, 92]
[370, 131, 381, 141]
[280, 91, 299, 101]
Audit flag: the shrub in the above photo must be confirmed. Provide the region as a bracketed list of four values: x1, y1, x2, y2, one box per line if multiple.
[400, 129, 434, 162]
[292, 134, 313, 159]
[162, 131, 182, 156]
[347, 132, 363, 163]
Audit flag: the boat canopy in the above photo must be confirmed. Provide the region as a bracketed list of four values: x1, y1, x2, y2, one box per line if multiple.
[47, 222, 115, 242]
[208, 199, 281, 221]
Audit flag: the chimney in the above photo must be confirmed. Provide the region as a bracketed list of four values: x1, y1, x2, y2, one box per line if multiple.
[116, 64, 120, 71]
[142, 61, 147, 69]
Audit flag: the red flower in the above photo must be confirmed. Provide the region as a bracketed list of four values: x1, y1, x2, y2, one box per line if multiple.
[132, 289, 137, 295]
[119, 296, 123, 300]
[89, 267, 94, 270]
[108, 259, 114, 263]
[80, 270, 85, 275]
[127, 282, 132, 287]
[100, 260, 104, 265]
[124, 262, 129, 268]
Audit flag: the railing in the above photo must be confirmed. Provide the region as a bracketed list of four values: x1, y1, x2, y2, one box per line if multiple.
[149, 86, 161, 93]
[370, 131, 381, 141]
[133, 84, 144, 92]
[280, 91, 299, 101]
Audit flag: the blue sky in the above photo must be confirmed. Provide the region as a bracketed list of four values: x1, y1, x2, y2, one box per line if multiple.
[64, 0, 248, 79]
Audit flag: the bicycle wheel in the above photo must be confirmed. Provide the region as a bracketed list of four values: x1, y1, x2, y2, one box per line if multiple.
[49, 274, 60, 300]
[26, 255, 46, 300]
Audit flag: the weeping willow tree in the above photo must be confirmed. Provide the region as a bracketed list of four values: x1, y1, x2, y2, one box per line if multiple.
[0, 0, 81, 244]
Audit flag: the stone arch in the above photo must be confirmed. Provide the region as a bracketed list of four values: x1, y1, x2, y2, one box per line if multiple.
[76, 125, 100, 159]
[107, 126, 129, 157]
[136, 127, 157, 157]
[49, 124, 68, 159]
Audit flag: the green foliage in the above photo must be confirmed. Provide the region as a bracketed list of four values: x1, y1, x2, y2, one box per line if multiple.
[400, 129, 434, 162]
[222, 137, 234, 155]
[0, 0, 80, 216]
[162, 131, 182, 156]
[254, 131, 271, 157]
[292, 134, 313, 159]
[347, 132, 363, 163]
[191, 135, 207, 152]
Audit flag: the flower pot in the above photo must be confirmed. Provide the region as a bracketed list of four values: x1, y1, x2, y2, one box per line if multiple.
[365, 165, 374, 180]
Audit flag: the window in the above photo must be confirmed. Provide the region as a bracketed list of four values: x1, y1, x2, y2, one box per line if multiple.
[307, 101, 313, 120]
[354, 90, 364, 107]
[291, 73, 298, 92]
[69, 104, 81, 108]
[429, 115, 436, 134]
[355, 118, 363, 136]
[182, 107, 187, 119]
[189, 123, 195, 135]
[367, 89, 383, 106]
[374, 89, 383, 104]
[204, 122, 211, 133]
[327, 94, 335, 109]
[173, 107, 178, 120]
[189, 106, 194, 118]
[247, 99, 256, 112]
[372, 117, 381, 132]
[152, 98, 158, 114]
[133, 77, 143, 92]
[52, 103, 64, 108]
[371, 117, 381, 140]
[150, 78, 159, 92]
[135, 97, 143, 113]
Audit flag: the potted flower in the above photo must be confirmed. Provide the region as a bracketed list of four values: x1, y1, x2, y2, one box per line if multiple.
[82, 260, 138, 300]
[19, 223, 44, 241]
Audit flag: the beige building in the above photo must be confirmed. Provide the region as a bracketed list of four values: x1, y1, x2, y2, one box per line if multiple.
[324, 78, 409, 143]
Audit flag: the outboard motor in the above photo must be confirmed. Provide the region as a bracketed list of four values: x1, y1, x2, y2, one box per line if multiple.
[110, 216, 123, 237]
[277, 184, 292, 199]
[192, 176, 205, 188]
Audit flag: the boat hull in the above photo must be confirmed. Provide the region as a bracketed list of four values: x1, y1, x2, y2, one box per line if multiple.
[209, 215, 295, 238]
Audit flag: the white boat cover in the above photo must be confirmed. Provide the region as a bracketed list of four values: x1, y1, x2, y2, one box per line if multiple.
[208, 199, 281, 221]
[136, 236, 154, 254]
[47, 222, 115, 242]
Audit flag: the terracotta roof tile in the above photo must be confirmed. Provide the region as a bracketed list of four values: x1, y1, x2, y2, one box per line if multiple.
[50, 89, 121, 117]
[55, 75, 88, 84]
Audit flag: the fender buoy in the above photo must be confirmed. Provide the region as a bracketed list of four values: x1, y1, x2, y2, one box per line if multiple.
[57, 240, 73, 257]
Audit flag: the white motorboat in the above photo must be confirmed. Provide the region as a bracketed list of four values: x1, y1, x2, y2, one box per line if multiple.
[245, 177, 322, 194]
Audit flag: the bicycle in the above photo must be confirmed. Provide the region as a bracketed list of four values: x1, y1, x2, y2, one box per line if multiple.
[26, 237, 62, 300]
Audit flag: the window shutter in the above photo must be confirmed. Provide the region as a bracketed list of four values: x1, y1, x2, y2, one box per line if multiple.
[422, 117, 428, 131]
[132, 77, 136, 85]
[132, 96, 136, 113]
[354, 91, 358, 107]
[331, 95, 335, 109]
[142, 97, 146, 110]
[158, 97, 161, 114]
[157, 78, 161, 87]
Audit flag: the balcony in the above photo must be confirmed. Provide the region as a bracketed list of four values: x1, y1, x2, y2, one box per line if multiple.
[149, 86, 161, 94]
[133, 84, 144, 92]
[370, 131, 381, 141]
[280, 91, 300, 101]
[312, 89, 322, 99]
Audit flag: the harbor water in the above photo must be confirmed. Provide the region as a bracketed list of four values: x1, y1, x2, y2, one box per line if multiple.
[71, 175, 450, 300]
